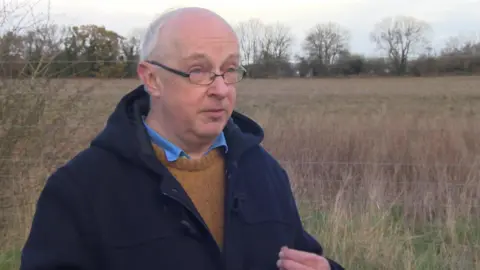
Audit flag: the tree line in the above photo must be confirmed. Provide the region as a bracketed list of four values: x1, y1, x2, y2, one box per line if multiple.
[236, 16, 479, 78]
[0, 8, 479, 79]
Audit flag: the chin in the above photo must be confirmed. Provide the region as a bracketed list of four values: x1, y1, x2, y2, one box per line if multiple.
[198, 122, 227, 137]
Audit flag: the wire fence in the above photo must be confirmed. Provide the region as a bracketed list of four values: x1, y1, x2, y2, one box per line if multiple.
[2, 156, 480, 168]
[1, 57, 480, 80]
[0, 60, 141, 64]
[2, 199, 480, 211]
[2, 137, 480, 252]
[2, 73, 480, 251]
[1, 158, 479, 198]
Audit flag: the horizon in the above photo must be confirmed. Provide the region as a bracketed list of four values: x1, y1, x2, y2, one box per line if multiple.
[19, 0, 478, 59]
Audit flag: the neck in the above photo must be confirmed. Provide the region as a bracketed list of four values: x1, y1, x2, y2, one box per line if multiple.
[145, 113, 214, 160]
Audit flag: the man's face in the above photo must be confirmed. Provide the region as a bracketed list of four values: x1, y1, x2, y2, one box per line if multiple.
[147, 13, 239, 142]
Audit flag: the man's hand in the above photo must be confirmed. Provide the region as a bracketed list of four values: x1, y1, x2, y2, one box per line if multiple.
[277, 246, 330, 270]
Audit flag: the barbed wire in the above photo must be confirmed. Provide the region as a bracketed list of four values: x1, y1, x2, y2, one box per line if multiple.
[292, 179, 480, 188]
[1, 174, 478, 187]
[2, 200, 480, 211]
[1, 156, 480, 168]
[0, 60, 141, 64]
[0, 53, 478, 65]
[0, 93, 131, 99]
[295, 200, 480, 209]
[0, 59, 308, 64]
[5, 124, 480, 133]
[0, 59, 389, 64]
[279, 160, 480, 168]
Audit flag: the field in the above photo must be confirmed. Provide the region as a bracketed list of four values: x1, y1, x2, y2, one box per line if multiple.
[1, 76, 480, 269]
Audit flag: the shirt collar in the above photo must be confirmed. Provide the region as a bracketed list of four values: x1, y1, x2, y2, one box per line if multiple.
[143, 118, 228, 162]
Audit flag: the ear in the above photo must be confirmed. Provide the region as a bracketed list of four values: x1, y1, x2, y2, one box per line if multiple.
[137, 62, 164, 98]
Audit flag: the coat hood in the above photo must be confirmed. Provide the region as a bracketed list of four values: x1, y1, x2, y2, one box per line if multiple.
[90, 84, 264, 170]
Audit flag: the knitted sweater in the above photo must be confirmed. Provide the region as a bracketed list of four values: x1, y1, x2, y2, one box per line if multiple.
[152, 144, 226, 249]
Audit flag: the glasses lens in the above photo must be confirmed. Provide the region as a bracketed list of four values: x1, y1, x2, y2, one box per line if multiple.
[224, 69, 244, 84]
[190, 72, 213, 85]
[189, 68, 245, 85]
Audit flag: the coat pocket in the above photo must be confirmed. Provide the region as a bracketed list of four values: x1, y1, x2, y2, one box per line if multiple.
[100, 212, 216, 270]
[235, 196, 295, 270]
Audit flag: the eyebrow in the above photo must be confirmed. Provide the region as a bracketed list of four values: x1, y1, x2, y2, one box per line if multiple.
[182, 53, 208, 62]
[182, 53, 240, 64]
[225, 54, 240, 62]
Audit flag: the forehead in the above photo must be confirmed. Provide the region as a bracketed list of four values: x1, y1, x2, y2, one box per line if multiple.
[176, 39, 239, 64]
[163, 11, 239, 63]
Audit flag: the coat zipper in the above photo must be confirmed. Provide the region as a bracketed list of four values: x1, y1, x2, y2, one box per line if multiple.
[153, 157, 237, 270]
[221, 161, 237, 270]
[161, 191, 223, 266]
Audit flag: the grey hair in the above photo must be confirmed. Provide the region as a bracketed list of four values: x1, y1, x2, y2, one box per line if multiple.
[138, 8, 185, 62]
[139, 7, 192, 92]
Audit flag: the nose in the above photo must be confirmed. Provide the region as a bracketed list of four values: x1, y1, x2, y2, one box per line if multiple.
[208, 75, 230, 97]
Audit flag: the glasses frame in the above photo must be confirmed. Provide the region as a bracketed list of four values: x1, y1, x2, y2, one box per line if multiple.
[145, 60, 247, 85]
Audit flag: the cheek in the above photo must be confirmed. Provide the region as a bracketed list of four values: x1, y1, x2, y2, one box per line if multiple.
[167, 81, 203, 105]
[227, 88, 236, 103]
[164, 89, 201, 119]
[181, 91, 207, 117]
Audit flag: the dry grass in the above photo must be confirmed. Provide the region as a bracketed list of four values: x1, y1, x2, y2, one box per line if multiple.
[1, 76, 480, 269]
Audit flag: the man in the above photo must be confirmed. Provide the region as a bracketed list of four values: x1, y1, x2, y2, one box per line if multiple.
[20, 7, 344, 270]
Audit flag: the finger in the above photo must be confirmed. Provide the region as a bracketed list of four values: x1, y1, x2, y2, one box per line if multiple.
[279, 246, 330, 269]
[279, 246, 320, 263]
[277, 258, 311, 270]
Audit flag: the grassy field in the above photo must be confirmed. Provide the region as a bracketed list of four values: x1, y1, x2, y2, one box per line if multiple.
[1, 76, 480, 269]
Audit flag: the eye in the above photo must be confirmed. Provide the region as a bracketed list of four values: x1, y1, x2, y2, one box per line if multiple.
[226, 67, 238, 73]
[188, 65, 208, 73]
[189, 68, 201, 73]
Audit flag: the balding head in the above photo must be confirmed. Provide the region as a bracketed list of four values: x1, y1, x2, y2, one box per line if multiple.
[139, 7, 237, 62]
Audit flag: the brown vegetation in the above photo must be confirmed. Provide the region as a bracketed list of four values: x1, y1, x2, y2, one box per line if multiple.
[1, 1, 479, 269]
[1, 76, 480, 269]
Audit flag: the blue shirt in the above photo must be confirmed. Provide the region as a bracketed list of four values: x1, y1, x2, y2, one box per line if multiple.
[143, 119, 228, 162]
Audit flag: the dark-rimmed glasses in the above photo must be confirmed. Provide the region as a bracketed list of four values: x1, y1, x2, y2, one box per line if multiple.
[145, 60, 247, 86]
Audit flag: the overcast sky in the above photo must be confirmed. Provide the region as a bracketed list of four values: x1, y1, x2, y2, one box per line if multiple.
[38, 0, 480, 57]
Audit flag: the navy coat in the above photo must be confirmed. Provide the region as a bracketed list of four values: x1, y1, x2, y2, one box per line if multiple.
[20, 85, 344, 270]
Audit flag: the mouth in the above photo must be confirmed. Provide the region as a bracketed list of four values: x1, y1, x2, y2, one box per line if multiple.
[203, 109, 226, 118]
[204, 108, 224, 112]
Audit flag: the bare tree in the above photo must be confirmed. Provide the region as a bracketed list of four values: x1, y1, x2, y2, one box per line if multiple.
[235, 19, 294, 77]
[302, 22, 350, 65]
[120, 27, 142, 76]
[0, 0, 96, 252]
[22, 23, 64, 76]
[441, 34, 480, 56]
[121, 29, 141, 60]
[255, 22, 294, 77]
[0, 0, 48, 36]
[259, 22, 293, 61]
[370, 15, 432, 74]
[234, 18, 263, 65]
